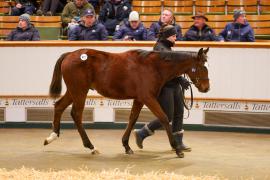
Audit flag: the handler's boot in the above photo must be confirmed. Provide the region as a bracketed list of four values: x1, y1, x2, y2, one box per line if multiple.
[173, 131, 192, 152]
[133, 125, 154, 149]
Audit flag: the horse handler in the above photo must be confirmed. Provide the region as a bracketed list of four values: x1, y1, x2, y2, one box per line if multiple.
[134, 25, 191, 157]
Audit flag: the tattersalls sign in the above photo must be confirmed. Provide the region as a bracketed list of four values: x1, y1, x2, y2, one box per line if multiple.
[0, 97, 269, 122]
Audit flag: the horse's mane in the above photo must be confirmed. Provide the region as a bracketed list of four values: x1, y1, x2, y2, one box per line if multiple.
[136, 49, 198, 62]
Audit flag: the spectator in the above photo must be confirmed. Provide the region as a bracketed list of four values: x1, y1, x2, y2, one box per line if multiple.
[184, 11, 218, 41]
[148, 9, 182, 41]
[99, 0, 131, 36]
[6, 14, 40, 41]
[68, 8, 108, 40]
[219, 9, 255, 42]
[113, 11, 148, 41]
[62, 0, 94, 31]
[11, 0, 38, 15]
[36, 0, 67, 16]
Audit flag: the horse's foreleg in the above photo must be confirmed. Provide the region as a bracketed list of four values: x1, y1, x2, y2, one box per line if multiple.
[71, 96, 99, 155]
[44, 92, 72, 145]
[144, 97, 183, 158]
[122, 100, 143, 154]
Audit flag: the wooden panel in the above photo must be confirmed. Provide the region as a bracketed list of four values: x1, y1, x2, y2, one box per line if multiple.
[246, 15, 270, 21]
[0, 16, 18, 22]
[207, 15, 232, 21]
[30, 16, 61, 22]
[0, 1, 9, 6]
[227, 0, 258, 6]
[164, 1, 193, 6]
[178, 21, 193, 28]
[195, 0, 225, 6]
[205, 111, 270, 128]
[249, 21, 270, 28]
[175, 15, 193, 22]
[0, 29, 12, 36]
[260, 0, 270, 6]
[195, 6, 225, 14]
[253, 28, 270, 35]
[164, 7, 193, 14]
[114, 108, 156, 122]
[33, 22, 61, 27]
[0, 22, 17, 28]
[132, 0, 161, 7]
[140, 15, 160, 22]
[27, 107, 93, 122]
[133, 7, 161, 14]
[0, 7, 9, 14]
[0, 108, 4, 121]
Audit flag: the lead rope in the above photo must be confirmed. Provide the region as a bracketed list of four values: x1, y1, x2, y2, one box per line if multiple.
[181, 75, 194, 119]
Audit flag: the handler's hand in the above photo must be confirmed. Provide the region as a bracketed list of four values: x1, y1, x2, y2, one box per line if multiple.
[178, 77, 190, 90]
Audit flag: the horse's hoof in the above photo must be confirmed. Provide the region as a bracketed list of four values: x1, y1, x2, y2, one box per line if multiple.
[91, 148, 100, 155]
[44, 140, 49, 146]
[125, 149, 134, 155]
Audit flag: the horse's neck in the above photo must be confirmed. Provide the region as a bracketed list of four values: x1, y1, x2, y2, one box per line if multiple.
[160, 56, 194, 81]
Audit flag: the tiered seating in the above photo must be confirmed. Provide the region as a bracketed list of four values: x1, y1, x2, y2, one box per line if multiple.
[195, 0, 226, 15]
[260, 0, 270, 14]
[140, 15, 160, 28]
[0, 16, 61, 40]
[227, 0, 258, 14]
[132, 0, 162, 15]
[0, 1, 10, 15]
[163, 0, 194, 15]
[246, 14, 270, 38]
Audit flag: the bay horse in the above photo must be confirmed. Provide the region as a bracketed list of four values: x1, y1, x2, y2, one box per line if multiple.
[44, 48, 210, 158]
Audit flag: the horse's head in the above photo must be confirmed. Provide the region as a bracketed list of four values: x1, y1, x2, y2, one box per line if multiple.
[186, 48, 210, 93]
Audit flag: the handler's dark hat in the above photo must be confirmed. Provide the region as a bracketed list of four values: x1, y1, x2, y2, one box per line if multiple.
[161, 25, 177, 39]
[192, 11, 208, 21]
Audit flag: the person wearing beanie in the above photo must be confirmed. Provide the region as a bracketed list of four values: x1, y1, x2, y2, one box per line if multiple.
[68, 8, 108, 40]
[6, 14, 40, 41]
[113, 11, 148, 41]
[99, 0, 131, 36]
[133, 25, 191, 158]
[184, 11, 219, 41]
[219, 9, 255, 42]
[148, 9, 182, 41]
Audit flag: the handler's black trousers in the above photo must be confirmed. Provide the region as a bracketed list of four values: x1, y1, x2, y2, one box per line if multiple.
[147, 85, 184, 133]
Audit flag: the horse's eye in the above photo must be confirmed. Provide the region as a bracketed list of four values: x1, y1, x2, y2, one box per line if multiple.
[191, 68, 196, 72]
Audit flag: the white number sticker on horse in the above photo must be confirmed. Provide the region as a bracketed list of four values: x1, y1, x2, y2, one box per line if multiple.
[80, 54, 88, 61]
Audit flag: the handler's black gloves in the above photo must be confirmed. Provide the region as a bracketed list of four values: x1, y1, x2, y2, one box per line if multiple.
[178, 77, 190, 90]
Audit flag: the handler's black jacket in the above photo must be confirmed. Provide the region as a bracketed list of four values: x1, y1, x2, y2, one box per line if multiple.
[153, 39, 186, 87]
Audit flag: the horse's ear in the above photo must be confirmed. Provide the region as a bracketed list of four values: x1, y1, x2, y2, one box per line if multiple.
[204, 47, 209, 54]
[198, 48, 204, 56]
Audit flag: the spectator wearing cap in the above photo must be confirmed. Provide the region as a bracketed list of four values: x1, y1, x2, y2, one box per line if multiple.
[6, 14, 40, 41]
[11, 0, 38, 15]
[113, 11, 148, 41]
[99, 0, 131, 36]
[184, 12, 219, 41]
[219, 9, 255, 42]
[68, 9, 108, 40]
[62, 0, 94, 28]
[148, 9, 182, 41]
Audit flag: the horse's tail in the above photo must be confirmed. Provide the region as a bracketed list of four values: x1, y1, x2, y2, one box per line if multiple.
[49, 52, 70, 98]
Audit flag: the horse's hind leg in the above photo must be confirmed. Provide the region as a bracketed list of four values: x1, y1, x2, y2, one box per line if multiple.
[44, 91, 72, 145]
[70, 94, 99, 154]
[122, 100, 143, 154]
